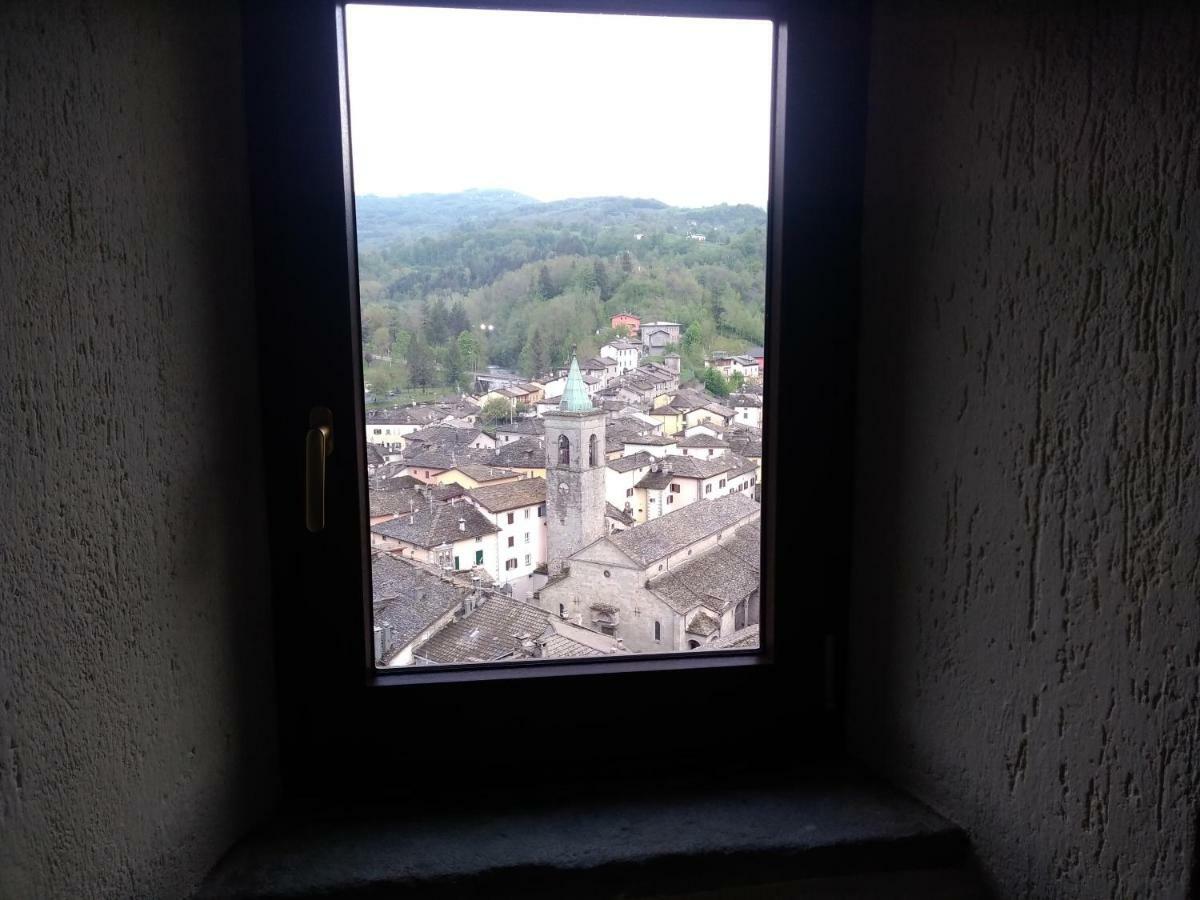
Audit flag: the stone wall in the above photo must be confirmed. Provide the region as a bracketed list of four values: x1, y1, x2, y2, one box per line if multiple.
[849, 4, 1199, 897]
[0, 1, 276, 896]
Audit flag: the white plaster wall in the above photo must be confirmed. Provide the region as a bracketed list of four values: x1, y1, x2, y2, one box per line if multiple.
[850, 5, 1199, 897]
[0, 1, 276, 896]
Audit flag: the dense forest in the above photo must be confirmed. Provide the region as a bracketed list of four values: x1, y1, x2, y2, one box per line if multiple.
[355, 190, 766, 396]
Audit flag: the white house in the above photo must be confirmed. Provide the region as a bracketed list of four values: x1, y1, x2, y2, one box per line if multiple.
[464, 478, 549, 600]
[369, 499, 499, 575]
[605, 451, 656, 523]
[599, 338, 641, 375]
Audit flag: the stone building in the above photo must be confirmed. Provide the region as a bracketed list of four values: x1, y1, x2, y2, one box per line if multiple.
[640, 321, 681, 354]
[543, 355, 608, 574]
[536, 492, 761, 653]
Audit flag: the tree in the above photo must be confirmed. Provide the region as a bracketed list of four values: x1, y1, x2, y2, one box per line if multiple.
[527, 329, 547, 377]
[728, 371, 745, 392]
[701, 367, 730, 398]
[369, 325, 391, 355]
[444, 338, 463, 388]
[478, 397, 513, 426]
[407, 335, 435, 389]
[389, 330, 412, 362]
[538, 264, 555, 300]
[620, 250, 633, 275]
[593, 259, 611, 302]
[447, 300, 471, 338]
[458, 331, 481, 372]
[423, 296, 449, 345]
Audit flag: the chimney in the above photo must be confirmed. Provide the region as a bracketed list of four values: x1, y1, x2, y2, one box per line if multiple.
[616, 638, 625, 651]
[458, 516, 466, 532]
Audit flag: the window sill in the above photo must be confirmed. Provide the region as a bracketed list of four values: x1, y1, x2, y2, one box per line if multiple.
[198, 767, 979, 899]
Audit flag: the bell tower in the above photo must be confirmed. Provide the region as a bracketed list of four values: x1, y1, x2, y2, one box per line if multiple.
[543, 354, 607, 574]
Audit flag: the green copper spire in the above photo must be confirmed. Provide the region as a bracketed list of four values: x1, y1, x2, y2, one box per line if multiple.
[559, 353, 594, 412]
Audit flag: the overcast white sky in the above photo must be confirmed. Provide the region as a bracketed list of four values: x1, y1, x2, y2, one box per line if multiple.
[345, 5, 773, 209]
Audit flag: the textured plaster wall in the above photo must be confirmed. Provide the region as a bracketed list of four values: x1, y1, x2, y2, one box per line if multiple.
[0, 1, 276, 897]
[850, 5, 1200, 898]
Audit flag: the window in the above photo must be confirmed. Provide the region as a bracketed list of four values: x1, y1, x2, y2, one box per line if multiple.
[525, 554, 531, 566]
[474, 550, 484, 566]
[525, 509, 531, 519]
[654, 621, 661, 642]
[626, 488, 634, 497]
[558, 434, 570, 466]
[537, 505, 545, 518]
[669, 484, 680, 493]
[507, 536, 514, 547]
[507, 512, 514, 524]
[588, 434, 599, 467]
[505, 558, 518, 571]
[705, 484, 713, 495]
[719, 479, 726, 488]
[666, 495, 674, 505]
[524, 533, 530, 544]
[247, 0, 866, 782]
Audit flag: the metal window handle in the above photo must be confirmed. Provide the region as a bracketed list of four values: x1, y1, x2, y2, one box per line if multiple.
[305, 407, 333, 532]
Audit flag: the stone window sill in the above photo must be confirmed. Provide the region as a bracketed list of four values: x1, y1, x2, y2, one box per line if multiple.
[198, 767, 984, 898]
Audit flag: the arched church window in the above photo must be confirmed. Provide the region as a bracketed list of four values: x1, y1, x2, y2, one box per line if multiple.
[588, 434, 598, 467]
[558, 434, 570, 466]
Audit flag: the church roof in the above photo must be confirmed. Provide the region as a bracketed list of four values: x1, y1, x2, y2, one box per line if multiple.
[558, 355, 594, 413]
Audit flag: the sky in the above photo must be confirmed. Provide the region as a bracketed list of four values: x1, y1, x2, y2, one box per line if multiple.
[345, 5, 773, 209]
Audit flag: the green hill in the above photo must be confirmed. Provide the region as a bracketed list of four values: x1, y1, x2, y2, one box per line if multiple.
[353, 190, 766, 395]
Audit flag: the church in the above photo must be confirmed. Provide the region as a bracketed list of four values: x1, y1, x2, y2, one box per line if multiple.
[536, 356, 762, 652]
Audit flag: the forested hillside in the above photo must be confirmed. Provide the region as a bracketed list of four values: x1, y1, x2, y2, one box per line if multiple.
[355, 191, 766, 396]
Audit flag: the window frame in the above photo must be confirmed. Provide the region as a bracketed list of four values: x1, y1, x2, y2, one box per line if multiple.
[244, 0, 867, 796]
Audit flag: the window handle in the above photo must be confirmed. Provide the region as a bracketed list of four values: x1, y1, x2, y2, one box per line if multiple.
[305, 407, 333, 532]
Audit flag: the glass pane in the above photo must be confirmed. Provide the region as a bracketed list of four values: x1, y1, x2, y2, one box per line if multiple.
[347, 5, 770, 668]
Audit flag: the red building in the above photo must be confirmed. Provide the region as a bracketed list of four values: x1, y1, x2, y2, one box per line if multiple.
[610, 312, 640, 336]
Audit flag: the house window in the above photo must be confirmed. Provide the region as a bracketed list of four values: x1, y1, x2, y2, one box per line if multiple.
[666, 495, 674, 505]
[507, 536, 514, 547]
[537, 504, 545, 518]
[525, 554, 531, 566]
[719, 479, 726, 488]
[705, 484, 712, 494]
[505, 558, 518, 571]
[625, 488, 634, 497]
[559, 604, 565, 618]
[525, 509, 530, 519]
[453, 556, 460, 570]
[524, 533, 530, 544]
[474, 550, 483, 566]
[373, 428, 382, 435]
[654, 621, 661, 642]
[669, 484, 680, 493]
[507, 512, 514, 524]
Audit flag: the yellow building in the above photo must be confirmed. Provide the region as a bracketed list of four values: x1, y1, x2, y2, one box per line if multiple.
[433, 464, 524, 490]
[647, 405, 684, 436]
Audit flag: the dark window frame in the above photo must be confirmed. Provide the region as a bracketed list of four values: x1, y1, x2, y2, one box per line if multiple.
[244, 0, 867, 799]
